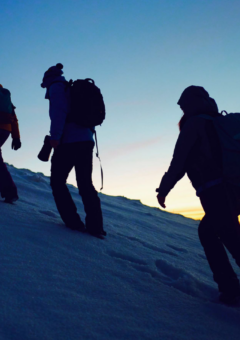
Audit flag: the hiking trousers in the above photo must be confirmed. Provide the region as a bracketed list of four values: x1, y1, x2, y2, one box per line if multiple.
[199, 183, 240, 293]
[0, 129, 18, 199]
[50, 141, 103, 234]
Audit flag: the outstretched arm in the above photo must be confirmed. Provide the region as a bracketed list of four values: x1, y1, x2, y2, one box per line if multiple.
[156, 117, 200, 206]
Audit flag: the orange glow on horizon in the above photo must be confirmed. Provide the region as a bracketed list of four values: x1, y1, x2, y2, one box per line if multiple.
[168, 207, 204, 220]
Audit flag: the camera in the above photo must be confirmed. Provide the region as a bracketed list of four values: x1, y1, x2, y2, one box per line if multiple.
[38, 135, 53, 162]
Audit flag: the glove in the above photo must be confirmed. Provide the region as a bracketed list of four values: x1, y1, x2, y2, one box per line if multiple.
[11, 138, 21, 151]
[157, 194, 166, 208]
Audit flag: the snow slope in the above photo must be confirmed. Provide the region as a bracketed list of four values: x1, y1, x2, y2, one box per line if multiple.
[0, 164, 239, 340]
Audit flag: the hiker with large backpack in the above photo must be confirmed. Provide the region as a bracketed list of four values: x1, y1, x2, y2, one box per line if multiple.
[156, 86, 240, 304]
[0, 84, 21, 203]
[40, 63, 106, 238]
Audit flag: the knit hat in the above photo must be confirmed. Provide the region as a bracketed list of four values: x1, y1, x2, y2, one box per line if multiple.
[41, 63, 64, 88]
[0, 84, 3, 88]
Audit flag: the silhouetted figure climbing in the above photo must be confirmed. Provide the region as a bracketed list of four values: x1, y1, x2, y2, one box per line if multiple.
[156, 86, 240, 304]
[40, 63, 106, 238]
[0, 84, 21, 203]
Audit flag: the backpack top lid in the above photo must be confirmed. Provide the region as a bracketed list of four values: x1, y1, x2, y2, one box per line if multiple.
[206, 112, 240, 142]
[67, 78, 105, 128]
[69, 78, 95, 87]
[0, 86, 13, 114]
[218, 112, 240, 141]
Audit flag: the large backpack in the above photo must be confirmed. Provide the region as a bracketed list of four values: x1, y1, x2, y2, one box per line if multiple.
[201, 112, 240, 186]
[0, 87, 13, 114]
[67, 78, 105, 127]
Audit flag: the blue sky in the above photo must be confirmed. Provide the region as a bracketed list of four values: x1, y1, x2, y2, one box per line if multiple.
[1, 0, 240, 218]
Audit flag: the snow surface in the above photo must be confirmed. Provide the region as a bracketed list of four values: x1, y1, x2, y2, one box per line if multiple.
[0, 164, 240, 340]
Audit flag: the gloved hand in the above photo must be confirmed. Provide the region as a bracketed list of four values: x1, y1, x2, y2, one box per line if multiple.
[11, 138, 21, 151]
[157, 194, 166, 208]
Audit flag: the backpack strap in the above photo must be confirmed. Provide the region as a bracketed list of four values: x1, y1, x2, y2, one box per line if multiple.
[93, 130, 103, 191]
[198, 114, 214, 120]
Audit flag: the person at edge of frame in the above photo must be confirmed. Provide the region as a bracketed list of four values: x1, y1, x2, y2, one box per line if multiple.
[156, 85, 240, 305]
[0, 84, 21, 203]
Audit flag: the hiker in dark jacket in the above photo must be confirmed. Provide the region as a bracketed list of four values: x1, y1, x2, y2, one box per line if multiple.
[41, 63, 105, 238]
[156, 86, 240, 304]
[0, 84, 21, 203]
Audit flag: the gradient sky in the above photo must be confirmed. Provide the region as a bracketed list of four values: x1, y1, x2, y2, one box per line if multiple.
[1, 0, 240, 219]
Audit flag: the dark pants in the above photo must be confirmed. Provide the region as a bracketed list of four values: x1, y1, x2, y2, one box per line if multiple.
[199, 183, 240, 293]
[0, 129, 18, 199]
[50, 141, 103, 233]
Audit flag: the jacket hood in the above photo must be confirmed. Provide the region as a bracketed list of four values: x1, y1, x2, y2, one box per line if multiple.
[177, 86, 219, 117]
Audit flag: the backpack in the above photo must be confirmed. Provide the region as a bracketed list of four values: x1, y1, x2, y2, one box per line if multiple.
[67, 78, 105, 127]
[201, 112, 240, 186]
[48, 78, 105, 190]
[0, 87, 13, 114]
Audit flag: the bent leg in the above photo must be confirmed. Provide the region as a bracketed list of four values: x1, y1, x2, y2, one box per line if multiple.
[199, 184, 240, 293]
[50, 145, 84, 229]
[75, 142, 104, 234]
[0, 130, 18, 200]
[216, 188, 240, 268]
[198, 215, 239, 293]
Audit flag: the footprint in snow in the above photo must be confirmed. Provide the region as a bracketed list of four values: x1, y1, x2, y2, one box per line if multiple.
[39, 210, 58, 218]
[155, 258, 183, 281]
[107, 250, 148, 265]
[131, 264, 160, 279]
[129, 237, 178, 257]
[166, 244, 188, 254]
[114, 232, 178, 257]
[19, 199, 37, 207]
[155, 258, 216, 301]
[156, 248, 178, 257]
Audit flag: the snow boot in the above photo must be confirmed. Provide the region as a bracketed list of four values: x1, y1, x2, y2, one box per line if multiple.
[66, 214, 86, 232]
[219, 289, 240, 305]
[4, 193, 19, 204]
[87, 229, 107, 239]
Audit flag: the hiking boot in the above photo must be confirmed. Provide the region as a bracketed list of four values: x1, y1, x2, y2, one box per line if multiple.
[87, 229, 107, 239]
[67, 221, 86, 232]
[65, 215, 86, 232]
[2, 186, 19, 203]
[4, 195, 19, 204]
[219, 289, 240, 305]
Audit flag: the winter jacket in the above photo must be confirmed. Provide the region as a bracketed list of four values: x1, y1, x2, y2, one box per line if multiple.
[0, 114, 20, 139]
[48, 80, 94, 144]
[0, 86, 20, 139]
[157, 115, 222, 197]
